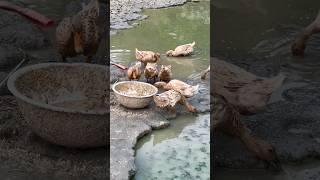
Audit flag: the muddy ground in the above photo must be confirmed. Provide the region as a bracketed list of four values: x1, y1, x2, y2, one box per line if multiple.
[0, 1, 108, 179]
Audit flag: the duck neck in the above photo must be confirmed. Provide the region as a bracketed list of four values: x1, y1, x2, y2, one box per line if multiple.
[239, 127, 266, 159]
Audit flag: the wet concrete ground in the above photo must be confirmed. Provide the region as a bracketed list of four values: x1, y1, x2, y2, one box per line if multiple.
[110, 65, 210, 179]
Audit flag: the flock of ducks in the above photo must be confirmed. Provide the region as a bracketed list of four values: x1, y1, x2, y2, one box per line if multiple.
[127, 42, 200, 112]
[127, 42, 196, 83]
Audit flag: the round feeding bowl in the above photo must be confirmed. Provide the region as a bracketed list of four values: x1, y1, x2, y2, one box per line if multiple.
[112, 81, 158, 109]
[7, 63, 108, 148]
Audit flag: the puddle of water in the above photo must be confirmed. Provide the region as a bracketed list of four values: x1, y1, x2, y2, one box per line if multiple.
[134, 114, 210, 180]
[111, 1, 210, 80]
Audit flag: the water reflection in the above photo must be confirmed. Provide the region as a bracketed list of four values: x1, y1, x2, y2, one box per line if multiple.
[111, 1, 210, 80]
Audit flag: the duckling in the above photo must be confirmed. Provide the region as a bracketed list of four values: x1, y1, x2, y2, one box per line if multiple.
[127, 61, 142, 81]
[166, 41, 195, 57]
[56, 0, 100, 63]
[292, 10, 320, 56]
[144, 62, 158, 84]
[154, 79, 199, 98]
[159, 65, 172, 82]
[212, 57, 285, 114]
[135, 48, 160, 66]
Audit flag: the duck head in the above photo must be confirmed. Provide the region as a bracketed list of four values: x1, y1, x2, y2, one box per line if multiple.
[154, 53, 160, 61]
[153, 94, 169, 108]
[160, 65, 171, 72]
[166, 50, 175, 57]
[146, 63, 157, 73]
[255, 140, 282, 171]
[242, 133, 282, 171]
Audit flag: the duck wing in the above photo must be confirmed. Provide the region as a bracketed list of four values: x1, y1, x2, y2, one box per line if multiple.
[82, 18, 99, 56]
[212, 57, 285, 114]
[169, 80, 199, 97]
[174, 43, 194, 55]
[237, 74, 285, 114]
[212, 58, 256, 100]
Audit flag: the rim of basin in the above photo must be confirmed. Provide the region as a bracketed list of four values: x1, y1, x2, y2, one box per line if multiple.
[112, 81, 158, 99]
[7, 63, 108, 115]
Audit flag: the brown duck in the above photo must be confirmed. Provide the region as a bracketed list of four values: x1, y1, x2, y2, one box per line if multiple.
[212, 57, 285, 169]
[135, 48, 160, 66]
[144, 62, 158, 84]
[127, 62, 142, 81]
[154, 79, 199, 98]
[56, 0, 100, 63]
[166, 41, 195, 57]
[153, 90, 197, 113]
[159, 65, 172, 82]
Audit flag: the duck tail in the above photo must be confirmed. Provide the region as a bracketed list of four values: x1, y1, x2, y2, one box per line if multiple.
[135, 48, 140, 54]
[191, 41, 196, 46]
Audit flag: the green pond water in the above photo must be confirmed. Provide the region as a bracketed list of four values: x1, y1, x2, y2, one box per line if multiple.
[111, 1, 210, 80]
[213, 0, 320, 179]
[111, 1, 210, 180]
[134, 114, 210, 180]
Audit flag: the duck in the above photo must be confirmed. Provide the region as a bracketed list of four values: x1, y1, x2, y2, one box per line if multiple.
[153, 90, 197, 113]
[166, 41, 195, 57]
[144, 62, 158, 84]
[127, 61, 142, 80]
[154, 79, 199, 98]
[212, 57, 285, 114]
[56, 0, 100, 63]
[135, 48, 160, 66]
[159, 65, 172, 82]
[292, 11, 320, 56]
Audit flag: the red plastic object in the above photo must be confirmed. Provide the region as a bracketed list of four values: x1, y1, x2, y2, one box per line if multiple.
[111, 62, 128, 70]
[0, 1, 54, 27]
